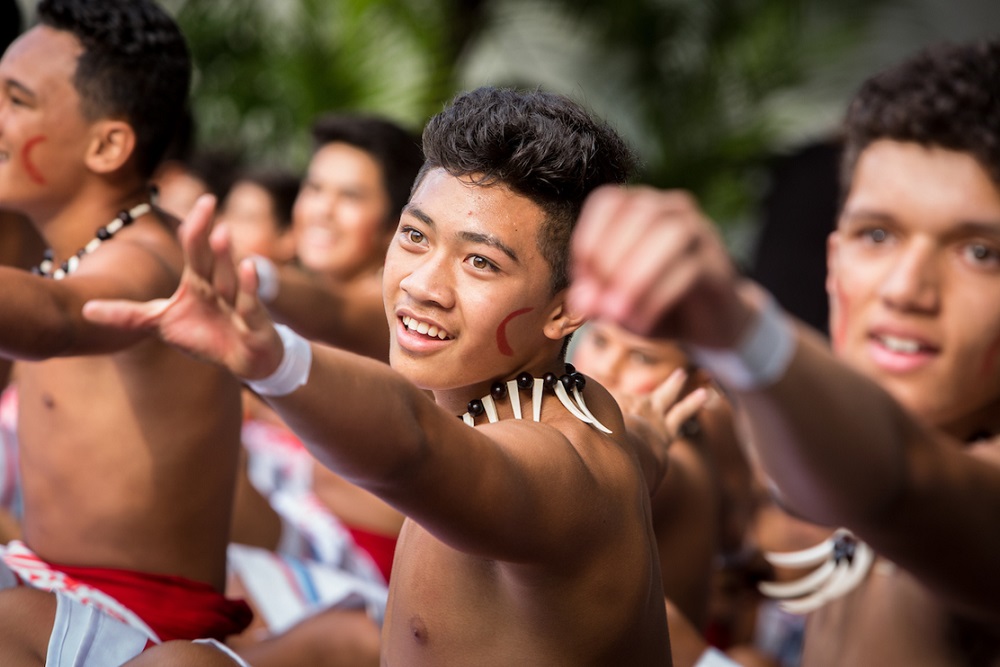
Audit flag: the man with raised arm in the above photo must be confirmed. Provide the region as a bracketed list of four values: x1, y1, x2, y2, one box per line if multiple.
[86, 87, 675, 666]
[569, 39, 1000, 666]
[0, 1, 251, 664]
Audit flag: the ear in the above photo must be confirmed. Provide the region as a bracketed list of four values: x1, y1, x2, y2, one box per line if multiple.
[543, 288, 589, 342]
[84, 120, 136, 175]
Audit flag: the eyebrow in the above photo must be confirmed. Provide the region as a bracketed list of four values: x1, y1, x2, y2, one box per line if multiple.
[402, 204, 521, 263]
[3, 79, 36, 101]
[841, 209, 1000, 235]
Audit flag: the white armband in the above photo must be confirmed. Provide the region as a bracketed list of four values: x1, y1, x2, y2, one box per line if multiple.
[694, 647, 741, 667]
[687, 293, 796, 391]
[250, 255, 280, 303]
[244, 324, 312, 397]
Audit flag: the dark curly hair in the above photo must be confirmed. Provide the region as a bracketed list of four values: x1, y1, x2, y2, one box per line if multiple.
[419, 87, 637, 293]
[37, 0, 191, 179]
[310, 114, 424, 232]
[842, 38, 1000, 194]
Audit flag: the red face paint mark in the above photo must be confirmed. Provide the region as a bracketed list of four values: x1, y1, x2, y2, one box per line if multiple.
[22, 135, 47, 185]
[981, 331, 1000, 378]
[496, 307, 534, 356]
[831, 280, 849, 354]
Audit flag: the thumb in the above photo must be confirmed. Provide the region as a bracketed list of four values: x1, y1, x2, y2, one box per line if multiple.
[82, 297, 171, 332]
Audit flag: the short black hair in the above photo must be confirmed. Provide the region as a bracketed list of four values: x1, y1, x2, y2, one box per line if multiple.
[229, 168, 301, 231]
[419, 86, 636, 293]
[1, 0, 22, 55]
[37, 0, 191, 179]
[842, 38, 1000, 194]
[310, 114, 424, 231]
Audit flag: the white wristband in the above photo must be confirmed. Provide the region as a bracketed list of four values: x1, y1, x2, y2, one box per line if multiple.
[250, 255, 280, 303]
[687, 293, 796, 391]
[244, 324, 312, 397]
[694, 647, 740, 667]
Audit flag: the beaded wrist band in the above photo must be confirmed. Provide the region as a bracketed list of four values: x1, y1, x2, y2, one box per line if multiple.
[686, 293, 796, 392]
[250, 255, 280, 303]
[244, 324, 312, 397]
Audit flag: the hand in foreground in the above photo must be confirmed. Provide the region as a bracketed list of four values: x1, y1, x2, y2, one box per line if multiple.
[617, 368, 710, 449]
[569, 186, 753, 347]
[82, 195, 283, 379]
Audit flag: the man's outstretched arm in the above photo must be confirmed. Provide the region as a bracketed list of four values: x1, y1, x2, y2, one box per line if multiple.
[568, 185, 1000, 615]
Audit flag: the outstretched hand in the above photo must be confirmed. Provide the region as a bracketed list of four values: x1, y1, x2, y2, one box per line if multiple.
[82, 195, 283, 380]
[569, 185, 753, 348]
[617, 368, 709, 448]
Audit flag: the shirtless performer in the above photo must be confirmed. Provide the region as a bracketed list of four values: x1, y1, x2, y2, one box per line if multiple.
[85, 86, 676, 665]
[569, 38, 1000, 666]
[0, 1, 250, 664]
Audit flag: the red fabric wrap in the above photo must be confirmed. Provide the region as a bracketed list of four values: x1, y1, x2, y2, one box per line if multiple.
[54, 563, 253, 641]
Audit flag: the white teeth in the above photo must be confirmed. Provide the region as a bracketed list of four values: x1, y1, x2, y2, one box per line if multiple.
[880, 335, 921, 354]
[402, 316, 449, 340]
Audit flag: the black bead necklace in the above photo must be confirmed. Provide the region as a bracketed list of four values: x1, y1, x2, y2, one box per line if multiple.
[33, 202, 151, 280]
[461, 363, 611, 434]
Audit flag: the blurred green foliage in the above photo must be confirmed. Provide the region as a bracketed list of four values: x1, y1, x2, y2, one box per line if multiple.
[163, 0, 888, 224]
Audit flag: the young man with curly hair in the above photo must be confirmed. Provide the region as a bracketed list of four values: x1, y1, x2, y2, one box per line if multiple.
[87, 86, 679, 666]
[571, 38, 1000, 666]
[0, 1, 252, 664]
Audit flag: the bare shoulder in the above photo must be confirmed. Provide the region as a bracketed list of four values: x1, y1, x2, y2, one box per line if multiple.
[74, 208, 184, 300]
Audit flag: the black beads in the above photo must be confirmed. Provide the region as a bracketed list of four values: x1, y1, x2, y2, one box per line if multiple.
[832, 533, 857, 565]
[467, 399, 485, 417]
[542, 372, 558, 391]
[96, 227, 111, 241]
[516, 372, 533, 389]
[564, 363, 576, 375]
[559, 374, 575, 391]
[490, 382, 508, 400]
[118, 209, 135, 225]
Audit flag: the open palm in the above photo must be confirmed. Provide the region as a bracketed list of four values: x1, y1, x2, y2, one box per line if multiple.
[83, 195, 283, 380]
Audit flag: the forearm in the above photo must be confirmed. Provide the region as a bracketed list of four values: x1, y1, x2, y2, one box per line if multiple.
[259, 341, 438, 488]
[727, 323, 911, 528]
[0, 267, 78, 360]
[264, 266, 388, 360]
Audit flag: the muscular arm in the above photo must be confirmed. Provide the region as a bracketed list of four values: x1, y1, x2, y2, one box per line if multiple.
[83, 197, 633, 566]
[733, 322, 1000, 616]
[570, 184, 1000, 617]
[263, 344, 627, 562]
[0, 233, 179, 360]
[265, 264, 389, 362]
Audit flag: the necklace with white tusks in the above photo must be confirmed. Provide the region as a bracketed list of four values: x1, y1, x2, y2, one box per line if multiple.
[757, 528, 875, 614]
[460, 364, 612, 434]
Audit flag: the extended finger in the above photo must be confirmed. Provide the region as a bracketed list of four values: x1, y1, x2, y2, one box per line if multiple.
[209, 223, 238, 306]
[235, 258, 272, 329]
[82, 297, 172, 332]
[665, 387, 709, 438]
[177, 195, 219, 282]
[648, 367, 688, 415]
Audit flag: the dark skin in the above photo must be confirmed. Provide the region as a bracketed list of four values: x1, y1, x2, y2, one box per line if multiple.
[0, 24, 243, 666]
[568, 143, 1000, 666]
[85, 172, 674, 665]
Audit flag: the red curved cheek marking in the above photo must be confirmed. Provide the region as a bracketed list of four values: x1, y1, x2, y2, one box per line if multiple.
[981, 332, 1000, 378]
[830, 281, 849, 354]
[22, 135, 47, 185]
[496, 307, 534, 356]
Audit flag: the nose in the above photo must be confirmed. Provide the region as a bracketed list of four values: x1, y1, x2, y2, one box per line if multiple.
[879, 241, 940, 314]
[397, 250, 455, 310]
